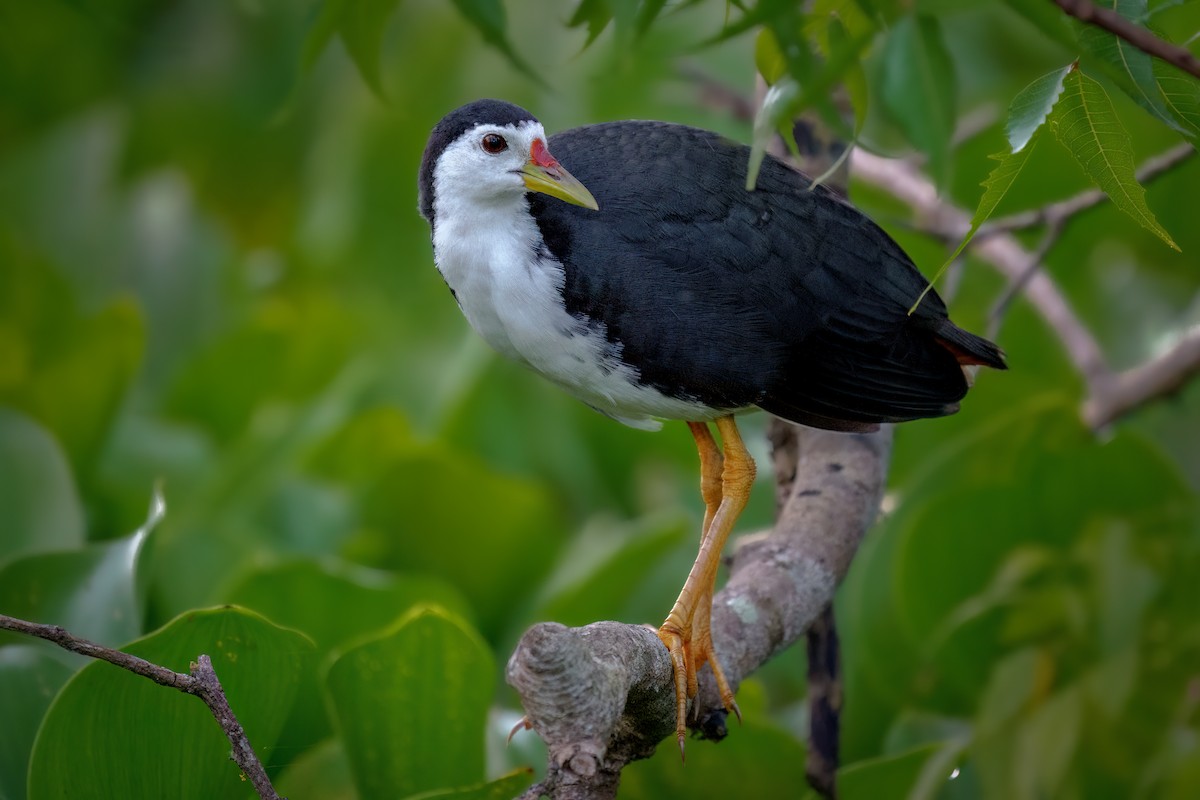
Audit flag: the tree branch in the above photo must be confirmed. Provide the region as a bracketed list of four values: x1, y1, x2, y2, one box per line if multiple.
[981, 143, 1196, 236]
[1084, 325, 1200, 428]
[1051, 0, 1200, 80]
[0, 613, 283, 800]
[848, 148, 1200, 427]
[507, 428, 893, 800]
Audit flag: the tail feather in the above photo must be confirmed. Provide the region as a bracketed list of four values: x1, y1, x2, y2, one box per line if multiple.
[932, 320, 1007, 370]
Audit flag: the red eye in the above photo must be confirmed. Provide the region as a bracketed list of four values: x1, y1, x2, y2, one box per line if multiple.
[481, 133, 508, 154]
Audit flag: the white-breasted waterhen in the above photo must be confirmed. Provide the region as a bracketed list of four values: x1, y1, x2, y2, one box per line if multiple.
[418, 99, 1006, 754]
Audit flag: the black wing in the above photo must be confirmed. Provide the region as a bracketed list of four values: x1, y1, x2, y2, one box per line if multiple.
[530, 121, 1004, 430]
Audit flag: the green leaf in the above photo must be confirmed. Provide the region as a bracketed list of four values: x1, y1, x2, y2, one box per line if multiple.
[911, 133, 1040, 313]
[534, 514, 689, 627]
[840, 744, 942, 798]
[1014, 686, 1083, 798]
[225, 557, 474, 761]
[29, 607, 315, 800]
[276, 739, 356, 800]
[450, 0, 542, 84]
[1078, 0, 1193, 138]
[881, 15, 956, 186]
[1008, 64, 1072, 152]
[340, 0, 405, 98]
[0, 408, 84, 562]
[0, 489, 161, 650]
[0, 646, 75, 800]
[1155, 59, 1200, 138]
[568, 0, 614, 48]
[619, 716, 809, 798]
[324, 606, 495, 800]
[402, 768, 535, 800]
[755, 27, 788, 85]
[313, 409, 564, 635]
[1002, 0, 1080, 51]
[1051, 68, 1180, 250]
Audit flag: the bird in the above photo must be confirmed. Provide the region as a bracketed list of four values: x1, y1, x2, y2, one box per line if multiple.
[418, 98, 1006, 754]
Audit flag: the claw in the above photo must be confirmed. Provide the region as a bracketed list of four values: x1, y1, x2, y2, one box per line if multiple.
[507, 716, 532, 745]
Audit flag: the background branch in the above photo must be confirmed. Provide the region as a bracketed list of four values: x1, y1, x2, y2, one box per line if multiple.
[848, 148, 1200, 427]
[0, 614, 283, 800]
[1052, 0, 1200, 80]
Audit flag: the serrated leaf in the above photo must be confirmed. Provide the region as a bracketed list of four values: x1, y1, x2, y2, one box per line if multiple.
[1079, 0, 1192, 138]
[881, 15, 956, 186]
[325, 606, 494, 800]
[910, 133, 1039, 313]
[1007, 64, 1072, 151]
[1155, 59, 1200, 138]
[1051, 68, 1180, 250]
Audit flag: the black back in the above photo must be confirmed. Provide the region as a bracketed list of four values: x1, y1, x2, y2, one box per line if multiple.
[529, 121, 1004, 429]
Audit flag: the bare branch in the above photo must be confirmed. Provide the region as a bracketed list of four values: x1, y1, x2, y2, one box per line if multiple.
[507, 427, 892, 800]
[0, 613, 283, 800]
[1051, 0, 1200, 80]
[1084, 326, 1200, 428]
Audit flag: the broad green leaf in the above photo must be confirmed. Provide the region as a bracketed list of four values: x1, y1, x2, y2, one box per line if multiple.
[325, 606, 494, 800]
[839, 744, 941, 798]
[0, 489, 161, 650]
[1078, 0, 1193, 138]
[0, 408, 84, 562]
[619, 717, 809, 798]
[29, 607, 315, 800]
[0, 646, 74, 800]
[402, 768, 535, 800]
[6, 298, 144, 474]
[1155, 59, 1200, 137]
[225, 557, 472, 652]
[534, 514, 689, 627]
[312, 409, 564, 635]
[301, 0, 351, 72]
[1007, 64, 1072, 151]
[976, 648, 1044, 736]
[1051, 68, 1180, 250]
[881, 15, 956, 186]
[225, 557, 473, 760]
[1014, 686, 1083, 798]
[276, 739, 356, 800]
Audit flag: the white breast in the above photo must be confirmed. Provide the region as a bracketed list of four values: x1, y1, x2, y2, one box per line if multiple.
[431, 196, 724, 430]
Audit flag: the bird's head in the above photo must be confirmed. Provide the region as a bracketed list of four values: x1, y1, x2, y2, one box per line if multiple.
[419, 99, 598, 226]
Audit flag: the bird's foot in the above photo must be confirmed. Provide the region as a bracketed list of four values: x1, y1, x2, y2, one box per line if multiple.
[656, 620, 740, 759]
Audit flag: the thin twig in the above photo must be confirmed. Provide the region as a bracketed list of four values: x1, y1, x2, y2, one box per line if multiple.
[987, 220, 1068, 339]
[1052, 0, 1200, 80]
[0, 613, 283, 800]
[981, 143, 1197, 236]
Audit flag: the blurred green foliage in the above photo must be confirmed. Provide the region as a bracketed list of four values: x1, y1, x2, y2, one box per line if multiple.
[0, 1, 1198, 798]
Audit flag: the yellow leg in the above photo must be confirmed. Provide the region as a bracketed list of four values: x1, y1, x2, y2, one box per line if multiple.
[658, 416, 755, 757]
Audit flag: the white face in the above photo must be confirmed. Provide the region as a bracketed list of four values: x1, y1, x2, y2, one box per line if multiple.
[433, 120, 546, 209]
